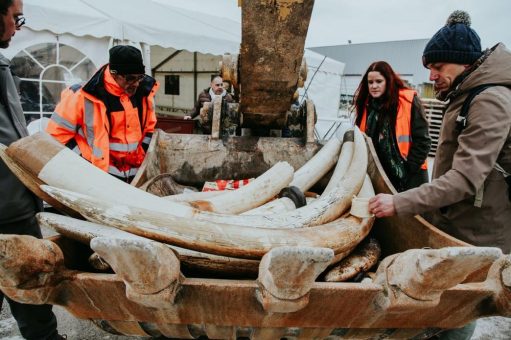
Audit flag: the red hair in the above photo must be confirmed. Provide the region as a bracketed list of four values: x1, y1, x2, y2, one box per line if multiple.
[353, 61, 407, 127]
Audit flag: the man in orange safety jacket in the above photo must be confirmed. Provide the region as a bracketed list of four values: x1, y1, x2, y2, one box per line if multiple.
[47, 45, 159, 182]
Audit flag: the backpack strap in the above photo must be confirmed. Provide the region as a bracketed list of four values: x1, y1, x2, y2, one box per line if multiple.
[455, 84, 511, 206]
[456, 83, 502, 132]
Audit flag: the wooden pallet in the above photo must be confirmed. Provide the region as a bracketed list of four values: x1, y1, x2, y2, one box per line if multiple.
[422, 98, 446, 157]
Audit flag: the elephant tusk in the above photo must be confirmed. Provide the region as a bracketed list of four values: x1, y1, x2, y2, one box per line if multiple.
[37, 212, 260, 276]
[41, 185, 374, 259]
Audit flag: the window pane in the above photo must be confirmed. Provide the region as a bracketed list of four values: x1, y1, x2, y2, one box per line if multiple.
[12, 42, 96, 121]
[41, 66, 70, 108]
[165, 75, 180, 95]
[41, 82, 65, 112]
[72, 59, 96, 84]
[19, 81, 56, 114]
[10, 51, 43, 78]
[42, 66, 69, 82]
[25, 43, 57, 68]
[59, 44, 86, 69]
[19, 80, 42, 112]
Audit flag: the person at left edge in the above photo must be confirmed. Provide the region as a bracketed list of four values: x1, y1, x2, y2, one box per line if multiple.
[1, 0, 65, 338]
[47, 45, 159, 182]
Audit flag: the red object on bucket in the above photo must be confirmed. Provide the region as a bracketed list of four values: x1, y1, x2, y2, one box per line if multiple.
[202, 178, 253, 192]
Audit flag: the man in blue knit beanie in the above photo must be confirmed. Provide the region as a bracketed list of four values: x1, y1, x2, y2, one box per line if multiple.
[370, 10, 511, 339]
[422, 10, 482, 69]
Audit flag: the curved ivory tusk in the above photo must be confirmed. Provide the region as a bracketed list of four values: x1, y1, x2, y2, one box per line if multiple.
[242, 194, 318, 216]
[7, 133, 195, 217]
[194, 127, 367, 227]
[241, 197, 297, 215]
[349, 174, 375, 218]
[0, 143, 81, 217]
[188, 161, 294, 214]
[241, 126, 354, 216]
[321, 130, 355, 196]
[8, 130, 366, 229]
[358, 174, 376, 198]
[41, 185, 374, 259]
[168, 124, 349, 210]
[289, 123, 351, 192]
[164, 190, 224, 202]
[37, 212, 260, 276]
[324, 238, 381, 282]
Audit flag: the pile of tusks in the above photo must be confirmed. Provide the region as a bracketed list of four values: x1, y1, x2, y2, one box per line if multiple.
[0, 125, 380, 281]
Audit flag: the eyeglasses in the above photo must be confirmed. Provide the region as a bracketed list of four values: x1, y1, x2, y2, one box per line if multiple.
[213, 83, 223, 86]
[15, 16, 25, 28]
[121, 74, 145, 83]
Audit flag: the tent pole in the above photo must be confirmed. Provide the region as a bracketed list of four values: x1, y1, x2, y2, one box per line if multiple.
[151, 50, 182, 76]
[141, 43, 151, 76]
[193, 52, 198, 106]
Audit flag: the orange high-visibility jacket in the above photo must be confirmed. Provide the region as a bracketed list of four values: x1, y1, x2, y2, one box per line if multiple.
[47, 65, 159, 180]
[359, 88, 427, 170]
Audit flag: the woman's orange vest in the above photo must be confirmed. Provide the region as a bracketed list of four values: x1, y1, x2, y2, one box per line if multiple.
[47, 66, 158, 179]
[359, 89, 427, 170]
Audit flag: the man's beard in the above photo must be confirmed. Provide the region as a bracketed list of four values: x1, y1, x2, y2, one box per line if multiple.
[0, 18, 9, 48]
[434, 88, 448, 101]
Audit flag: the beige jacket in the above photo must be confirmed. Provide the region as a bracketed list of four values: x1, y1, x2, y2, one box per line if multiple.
[394, 43, 511, 253]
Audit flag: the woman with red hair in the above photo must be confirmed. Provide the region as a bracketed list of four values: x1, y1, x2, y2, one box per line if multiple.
[353, 61, 431, 191]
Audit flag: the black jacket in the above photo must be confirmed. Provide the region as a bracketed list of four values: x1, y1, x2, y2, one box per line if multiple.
[403, 95, 431, 190]
[362, 94, 431, 191]
[190, 88, 233, 118]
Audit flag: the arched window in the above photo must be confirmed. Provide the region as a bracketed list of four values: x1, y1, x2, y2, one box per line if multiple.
[10, 42, 96, 123]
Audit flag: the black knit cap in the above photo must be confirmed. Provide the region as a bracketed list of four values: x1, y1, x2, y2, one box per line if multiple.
[109, 45, 145, 75]
[422, 10, 482, 67]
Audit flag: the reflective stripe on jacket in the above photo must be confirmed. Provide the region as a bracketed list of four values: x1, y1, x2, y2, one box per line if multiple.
[359, 89, 428, 170]
[47, 65, 158, 179]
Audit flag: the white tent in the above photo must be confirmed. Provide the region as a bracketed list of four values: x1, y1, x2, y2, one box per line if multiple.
[22, 0, 240, 53]
[300, 50, 346, 140]
[4, 0, 242, 121]
[7, 0, 344, 137]
[5, 0, 241, 66]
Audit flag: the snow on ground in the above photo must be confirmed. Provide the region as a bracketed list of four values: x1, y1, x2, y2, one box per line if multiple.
[472, 317, 511, 339]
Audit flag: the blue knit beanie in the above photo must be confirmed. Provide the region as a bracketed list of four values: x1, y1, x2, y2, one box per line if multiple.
[422, 10, 482, 67]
